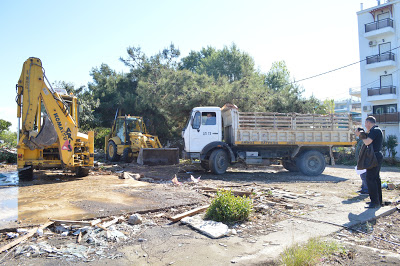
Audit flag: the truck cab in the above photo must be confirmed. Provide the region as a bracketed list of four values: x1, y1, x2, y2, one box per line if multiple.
[182, 107, 222, 157]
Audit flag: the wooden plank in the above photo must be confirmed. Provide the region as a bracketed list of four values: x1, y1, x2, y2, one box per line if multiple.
[169, 205, 210, 222]
[0, 221, 54, 254]
[99, 216, 124, 228]
[51, 219, 93, 226]
[199, 187, 253, 197]
[77, 231, 82, 243]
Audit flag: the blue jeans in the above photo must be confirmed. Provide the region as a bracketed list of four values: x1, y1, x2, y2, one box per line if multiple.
[360, 172, 368, 193]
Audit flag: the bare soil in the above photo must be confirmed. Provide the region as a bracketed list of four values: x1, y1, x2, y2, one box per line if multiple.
[0, 161, 400, 265]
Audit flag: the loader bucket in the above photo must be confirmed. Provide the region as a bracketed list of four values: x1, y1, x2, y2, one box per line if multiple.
[137, 148, 179, 166]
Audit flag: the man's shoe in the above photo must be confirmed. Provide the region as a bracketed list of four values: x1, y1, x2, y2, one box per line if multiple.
[365, 203, 380, 209]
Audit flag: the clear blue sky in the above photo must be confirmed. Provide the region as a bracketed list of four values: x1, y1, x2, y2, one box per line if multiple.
[0, 0, 379, 130]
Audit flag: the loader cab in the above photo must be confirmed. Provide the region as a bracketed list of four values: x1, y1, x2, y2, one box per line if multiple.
[115, 116, 144, 144]
[183, 107, 222, 154]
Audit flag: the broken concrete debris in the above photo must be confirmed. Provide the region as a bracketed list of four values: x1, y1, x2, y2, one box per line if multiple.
[181, 215, 231, 239]
[128, 214, 143, 225]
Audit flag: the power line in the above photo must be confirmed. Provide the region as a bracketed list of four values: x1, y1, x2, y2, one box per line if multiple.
[288, 45, 400, 86]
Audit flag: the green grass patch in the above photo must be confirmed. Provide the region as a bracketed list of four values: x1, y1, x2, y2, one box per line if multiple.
[280, 237, 344, 266]
[205, 190, 253, 224]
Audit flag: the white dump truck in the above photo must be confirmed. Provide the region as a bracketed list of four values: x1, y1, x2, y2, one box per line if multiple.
[182, 104, 356, 176]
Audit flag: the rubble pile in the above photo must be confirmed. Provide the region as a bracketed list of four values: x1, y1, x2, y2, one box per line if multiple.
[0, 214, 153, 262]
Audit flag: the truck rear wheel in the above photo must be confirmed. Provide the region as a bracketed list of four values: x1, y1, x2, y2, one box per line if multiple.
[107, 141, 120, 162]
[209, 149, 228, 175]
[296, 150, 326, 176]
[282, 160, 299, 172]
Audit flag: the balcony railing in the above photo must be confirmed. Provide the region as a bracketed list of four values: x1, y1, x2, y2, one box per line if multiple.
[366, 52, 395, 64]
[365, 18, 394, 33]
[369, 112, 400, 123]
[367, 85, 396, 96]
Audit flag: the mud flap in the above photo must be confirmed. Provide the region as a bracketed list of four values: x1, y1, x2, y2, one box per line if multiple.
[137, 148, 179, 165]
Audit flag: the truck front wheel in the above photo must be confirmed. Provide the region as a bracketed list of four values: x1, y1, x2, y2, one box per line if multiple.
[296, 150, 326, 176]
[209, 149, 228, 175]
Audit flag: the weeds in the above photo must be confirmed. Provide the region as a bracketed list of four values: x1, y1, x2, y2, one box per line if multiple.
[280, 237, 344, 266]
[205, 190, 253, 224]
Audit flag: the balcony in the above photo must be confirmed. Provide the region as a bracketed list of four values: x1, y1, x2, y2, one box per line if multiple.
[368, 86, 396, 96]
[364, 19, 395, 39]
[365, 52, 396, 70]
[367, 86, 397, 102]
[369, 112, 400, 124]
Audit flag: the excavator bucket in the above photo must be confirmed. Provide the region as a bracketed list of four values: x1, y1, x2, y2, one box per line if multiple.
[27, 115, 58, 150]
[137, 148, 179, 166]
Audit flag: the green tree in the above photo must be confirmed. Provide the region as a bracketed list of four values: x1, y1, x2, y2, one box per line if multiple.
[264, 61, 323, 113]
[181, 43, 255, 82]
[323, 99, 335, 114]
[88, 64, 137, 128]
[0, 119, 11, 133]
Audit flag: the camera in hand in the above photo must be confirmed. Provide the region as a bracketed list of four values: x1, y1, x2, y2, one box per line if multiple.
[357, 127, 364, 132]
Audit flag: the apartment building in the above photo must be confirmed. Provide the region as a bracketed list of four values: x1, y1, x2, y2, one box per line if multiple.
[355, 0, 400, 155]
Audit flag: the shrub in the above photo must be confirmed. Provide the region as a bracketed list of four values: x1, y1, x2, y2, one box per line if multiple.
[205, 190, 253, 223]
[0, 149, 17, 163]
[280, 237, 344, 266]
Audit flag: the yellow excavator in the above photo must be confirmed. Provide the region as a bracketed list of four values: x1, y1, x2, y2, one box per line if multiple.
[16, 57, 94, 180]
[105, 112, 179, 165]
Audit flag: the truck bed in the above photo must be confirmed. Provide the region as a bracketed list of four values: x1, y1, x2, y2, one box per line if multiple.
[222, 109, 355, 146]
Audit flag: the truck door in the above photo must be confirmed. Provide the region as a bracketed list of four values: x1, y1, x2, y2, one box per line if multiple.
[188, 111, 221, 153]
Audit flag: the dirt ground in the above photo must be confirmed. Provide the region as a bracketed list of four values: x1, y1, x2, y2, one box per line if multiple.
[1, 160, 400, 265]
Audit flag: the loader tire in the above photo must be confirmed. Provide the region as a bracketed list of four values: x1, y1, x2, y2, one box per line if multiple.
[76, 167, 90, 177]
[209, 149, 228, 175]
[18, 166, 33, 181]
[107, 141, 120, 162]
[122, 148, 133, 163]
[296, 150, 325, 176]
[282, 160, 299, 172]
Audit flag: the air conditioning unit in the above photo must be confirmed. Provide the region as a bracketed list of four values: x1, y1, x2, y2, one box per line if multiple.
[369, 40, 377, 47]
[363, 105, 372, 112]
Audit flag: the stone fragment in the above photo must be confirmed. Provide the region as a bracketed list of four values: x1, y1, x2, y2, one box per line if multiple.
[128, 214, 143, 225]
[387, 183, 395, 190]
[6, 232, 19, 239]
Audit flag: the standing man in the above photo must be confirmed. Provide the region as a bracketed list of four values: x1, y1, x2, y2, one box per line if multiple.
[355, 116, 384, 208]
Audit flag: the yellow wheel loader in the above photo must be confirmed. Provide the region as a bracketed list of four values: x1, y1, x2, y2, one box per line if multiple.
[105, 113, 179, 165]
[16, 57, 94, 180]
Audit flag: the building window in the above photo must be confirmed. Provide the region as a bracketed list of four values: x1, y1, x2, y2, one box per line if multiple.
[380, 74, 392, 87]
[373, 104, 397, 114]
[379, 42, 391, 55]
[377, 12, 390, 21]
